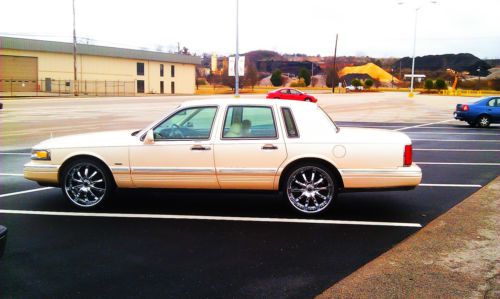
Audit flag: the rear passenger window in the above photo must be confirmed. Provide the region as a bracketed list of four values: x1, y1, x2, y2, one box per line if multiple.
[281, 107, 299, 138]
[223, 106, 277, 138]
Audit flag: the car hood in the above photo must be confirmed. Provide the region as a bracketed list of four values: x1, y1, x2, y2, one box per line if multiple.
[34, 130, 139, 149]
[336, 127, 412, 144]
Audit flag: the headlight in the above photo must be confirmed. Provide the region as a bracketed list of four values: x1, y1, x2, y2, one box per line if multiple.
[31, 149, 51, 161]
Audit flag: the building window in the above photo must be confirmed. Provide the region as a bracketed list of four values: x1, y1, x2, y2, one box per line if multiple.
[171, 81, 175, 94]
[137, 80, 145, 93]
[137, 62, 144, 76]
[160, 64, 164, 77]
[171, 65, 175, 77]
[160, 81, 164, 94]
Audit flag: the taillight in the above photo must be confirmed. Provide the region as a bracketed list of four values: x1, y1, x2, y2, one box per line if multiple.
[404, 144, 412, 167]
[462, 104, 469, 111]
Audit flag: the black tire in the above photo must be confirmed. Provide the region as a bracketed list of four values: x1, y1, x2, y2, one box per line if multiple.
[282, 162, 338, 215]
[304, 98, 311, 102]
[60, 158, 114, 209]
[274, 97, 280, 99]
[476, 115, 491, 128]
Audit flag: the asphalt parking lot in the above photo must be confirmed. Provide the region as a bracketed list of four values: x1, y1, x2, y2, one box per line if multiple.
[0, 117, 499, 298]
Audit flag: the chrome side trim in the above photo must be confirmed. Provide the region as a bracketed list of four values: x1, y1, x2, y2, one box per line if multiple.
[131, 167, 215, 174]
[110, 166, 130, 174]
[217, 168, 277, 175]
[341, 169, 421, 177]
[24, 164, 59, 171]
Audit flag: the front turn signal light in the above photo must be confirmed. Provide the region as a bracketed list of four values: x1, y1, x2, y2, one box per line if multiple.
[31, 149, 51, 161]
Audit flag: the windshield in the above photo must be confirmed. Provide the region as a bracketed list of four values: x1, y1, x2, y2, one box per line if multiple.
[318, 106, 340, 133]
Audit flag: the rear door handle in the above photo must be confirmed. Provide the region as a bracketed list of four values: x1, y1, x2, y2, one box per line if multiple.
[262, 144, 278, 150]
[191, 145, 211, 151]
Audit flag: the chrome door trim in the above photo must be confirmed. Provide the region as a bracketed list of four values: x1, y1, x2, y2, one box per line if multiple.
[131, 167, 215, 174]
[217, 168, 277, 175]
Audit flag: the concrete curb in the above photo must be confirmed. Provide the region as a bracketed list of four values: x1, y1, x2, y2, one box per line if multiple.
[317, 176, 500, 299]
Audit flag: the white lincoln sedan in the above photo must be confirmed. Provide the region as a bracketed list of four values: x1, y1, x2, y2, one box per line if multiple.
[25, 99, 422, 214]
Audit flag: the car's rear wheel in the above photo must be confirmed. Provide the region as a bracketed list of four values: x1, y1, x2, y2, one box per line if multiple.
[283, 163, 337, 214]
[61, 158, 113, 208]
[477, 115, 491, 128]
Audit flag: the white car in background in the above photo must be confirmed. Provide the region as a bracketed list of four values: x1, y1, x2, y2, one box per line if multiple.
[25, 99, 421, 214]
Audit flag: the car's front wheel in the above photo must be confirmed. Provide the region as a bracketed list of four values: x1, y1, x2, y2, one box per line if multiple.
[283, 163, 337, 214]
[304, 98, 311, 102]
[477, 115, 491, 128]
[61, 158, 114, 208]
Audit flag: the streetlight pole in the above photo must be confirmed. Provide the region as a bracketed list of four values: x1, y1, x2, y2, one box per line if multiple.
[477, 67, 481, 90]
[234, 0, 240, 97]
[399, 1, 437, 98]
[409, 7, 418, 98]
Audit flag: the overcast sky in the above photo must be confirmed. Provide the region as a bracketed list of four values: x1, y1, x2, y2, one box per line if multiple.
[1, 0, 499, 58]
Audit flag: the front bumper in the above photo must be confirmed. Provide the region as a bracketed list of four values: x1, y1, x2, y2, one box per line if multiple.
[340, 164, 422, 189]
[24, 162, 59, 185]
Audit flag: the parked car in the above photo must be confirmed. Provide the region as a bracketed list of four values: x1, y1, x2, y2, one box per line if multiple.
[346, 85, 363, 91]
[24, 99, 421, 214]
[454, 96, 500, 127]
[266, 88, 318, 103]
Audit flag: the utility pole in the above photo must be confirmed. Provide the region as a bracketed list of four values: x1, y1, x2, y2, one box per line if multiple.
[234, 0, 240, 97]
[72, 0, 78, 96]
[332, 33, 338, 93]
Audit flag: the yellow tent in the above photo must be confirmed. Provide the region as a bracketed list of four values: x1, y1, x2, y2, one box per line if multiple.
[339, 63, 399, 83]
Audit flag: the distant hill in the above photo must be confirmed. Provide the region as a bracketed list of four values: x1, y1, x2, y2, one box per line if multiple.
[394, 53, 491, 76]
[244, 50, 283, 67]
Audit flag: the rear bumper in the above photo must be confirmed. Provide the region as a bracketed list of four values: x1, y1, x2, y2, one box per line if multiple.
[24, 162, 59, 185]
[453, 111, 472, 121]
[340, 164, 422, 189]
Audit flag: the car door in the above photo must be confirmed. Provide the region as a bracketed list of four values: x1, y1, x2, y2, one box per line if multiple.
[280, 89, 291, 99]
[289, 89, 303, 101]
[129, 106, 220, 188]
[213, 104, 287, 190]
[490, 98, 500, 121]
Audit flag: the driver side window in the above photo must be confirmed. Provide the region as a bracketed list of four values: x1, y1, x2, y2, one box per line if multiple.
[153, 106, 217, 140]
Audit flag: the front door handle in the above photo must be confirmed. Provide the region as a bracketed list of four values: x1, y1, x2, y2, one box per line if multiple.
[191, 145, 211, 151]
[262, 144, 278, 150]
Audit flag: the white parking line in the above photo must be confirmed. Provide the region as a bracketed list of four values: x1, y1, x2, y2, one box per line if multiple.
[414, 149, 500, 152]
[412, 139, 500, 142]
[416, 162, 500, 166]
[408, 132, 499, 135]
[0, 173, 24, 177]
[395, 120, 454, 131]
[0, 152, 31, 155]
[419, 183, 482, 188]
[0, 209, 422, 227]
[0, 187, 54, 198]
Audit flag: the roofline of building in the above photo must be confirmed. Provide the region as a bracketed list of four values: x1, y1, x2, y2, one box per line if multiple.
[0, 36, 201, 65]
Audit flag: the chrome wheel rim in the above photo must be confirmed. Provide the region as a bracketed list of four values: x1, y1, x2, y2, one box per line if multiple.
[479, 117, 489, 127]
[286, 166, 334, 213]
[64, 163, 106, 207]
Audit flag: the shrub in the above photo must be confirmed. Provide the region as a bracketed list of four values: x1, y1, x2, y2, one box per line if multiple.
[298, 68, 311, 86]
[325, 67, 339, 88]
[424, 79, 434, 91]
[364, 79, 373, 89]
[351, 79, 362, 87]
[435, 78, 447, 90]
[270, 70, 283, 87]
[290, 79, 306, 87]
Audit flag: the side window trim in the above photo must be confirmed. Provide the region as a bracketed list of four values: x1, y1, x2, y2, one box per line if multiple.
[148, 105, 219, 141]
[281, 107, 300, 138]
[221, 105, 279, 140]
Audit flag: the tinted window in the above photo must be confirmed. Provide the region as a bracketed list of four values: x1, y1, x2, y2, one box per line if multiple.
[137, 62, 144, 76]
[223, 106, 277, 138]
[289, 89, 301, 95]
[487, 99, 495, 107]
[153, 107, 217, 140]
[280, 89, 289, 94]
[282, 108, 299, 138]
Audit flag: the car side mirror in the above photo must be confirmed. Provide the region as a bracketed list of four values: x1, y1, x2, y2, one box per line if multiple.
[144, 129, 155, 144]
